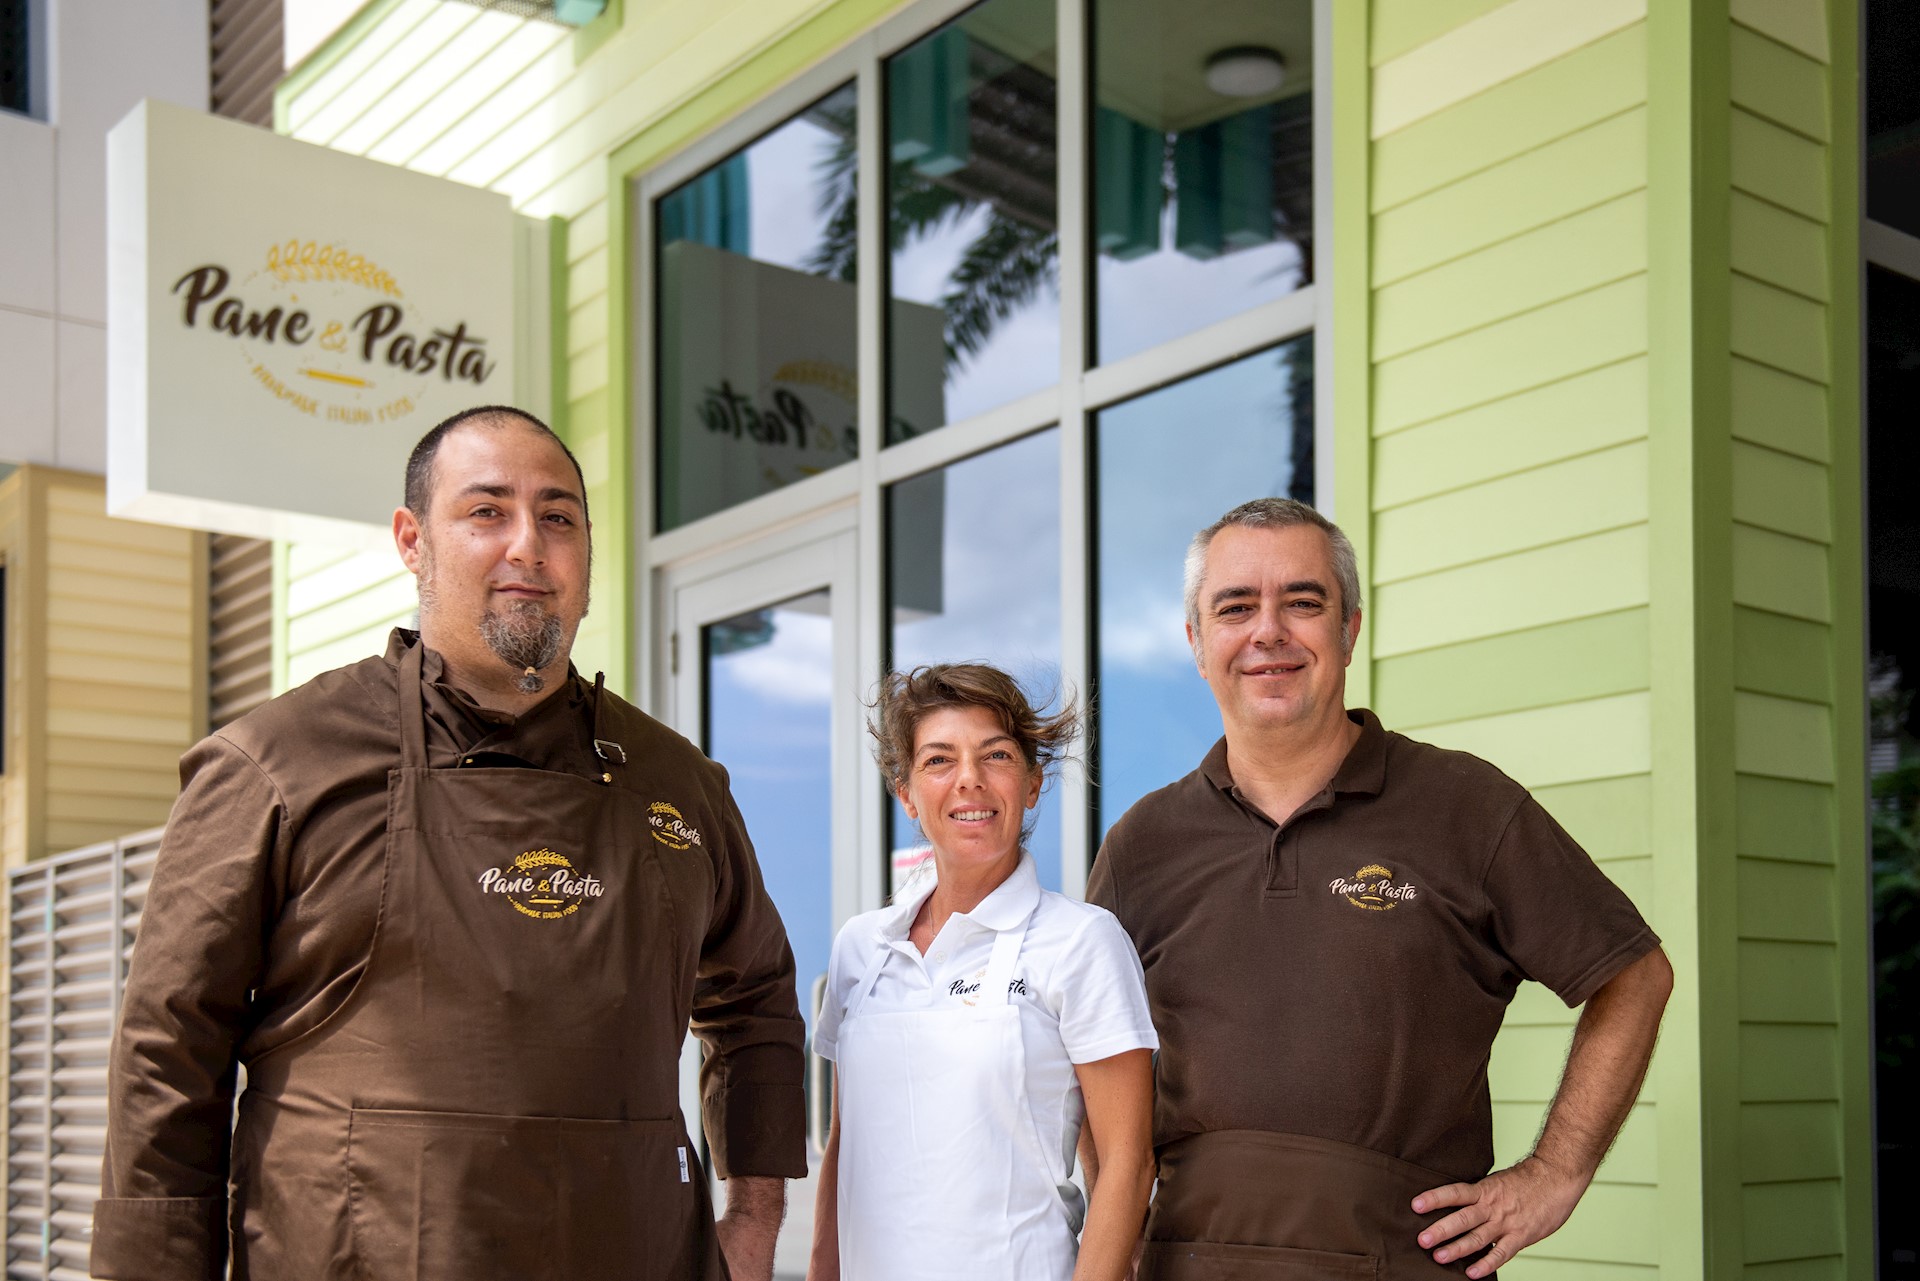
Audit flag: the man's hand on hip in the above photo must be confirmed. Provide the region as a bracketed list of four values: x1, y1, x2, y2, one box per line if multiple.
[1411, 1155, 1588, 1279]
[716, 1176, 786, 1281]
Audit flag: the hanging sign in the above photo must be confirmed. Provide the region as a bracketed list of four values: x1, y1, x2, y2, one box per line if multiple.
[106, 98, 518, 546]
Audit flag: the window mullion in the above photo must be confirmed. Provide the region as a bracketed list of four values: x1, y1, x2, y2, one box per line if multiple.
[854, 38, 889, 918]
[1057, 0, 1092, 899]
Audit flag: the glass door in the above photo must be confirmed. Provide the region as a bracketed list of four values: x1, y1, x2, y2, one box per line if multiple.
[665, 525, 857, 1279]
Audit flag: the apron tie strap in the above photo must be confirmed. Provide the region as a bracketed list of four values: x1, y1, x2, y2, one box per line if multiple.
[589, 673, 624, 782]
[398, 636, 429, 771]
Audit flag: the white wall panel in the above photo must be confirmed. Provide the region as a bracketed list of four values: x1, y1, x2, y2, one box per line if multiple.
[56, 319, 107, 473]
[49, 0, 211, 324]
[0, 310, 57, 465]
[0, 114, 56, 315]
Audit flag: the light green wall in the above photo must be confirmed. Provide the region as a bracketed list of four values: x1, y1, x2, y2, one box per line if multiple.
[274, 1, 1875, 1273]
[1362, 0, 1871, 1277]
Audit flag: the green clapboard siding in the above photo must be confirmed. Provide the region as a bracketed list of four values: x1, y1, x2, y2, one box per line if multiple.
[1371, 22, 1647, 213]
[1729, 22, 1829, 142]
[1732, 606, 1833, 704]
[1371, 357, 1648, 505]
[1732, 774, 1836, 864]
[1731, 357, 1830, 462]
[1373, 609, 1650, 730]
[1739, 1024, 1841, 1102]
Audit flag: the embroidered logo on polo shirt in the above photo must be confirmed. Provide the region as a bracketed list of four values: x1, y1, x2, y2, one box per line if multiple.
[947, 969, 1029, 1006]
[648, 802, 704, 850]
[476, 847, 606, 921]
[1329, 863, 1419, 911]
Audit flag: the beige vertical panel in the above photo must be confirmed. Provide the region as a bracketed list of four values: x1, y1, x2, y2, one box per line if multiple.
[3, 829, 159, 1279]
[207, 535, 274, 730]
[210, 0, 285, 128]
[1, 469, 203, 867]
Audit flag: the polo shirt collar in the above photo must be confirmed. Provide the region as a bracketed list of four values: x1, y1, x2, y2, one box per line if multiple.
[877, 851, 1042, 940]
[1201, 708, 1389, 799]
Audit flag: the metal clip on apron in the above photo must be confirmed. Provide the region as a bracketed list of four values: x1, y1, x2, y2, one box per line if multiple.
[228, 641, 726, 1281]
[835, 914, 1081, 1281]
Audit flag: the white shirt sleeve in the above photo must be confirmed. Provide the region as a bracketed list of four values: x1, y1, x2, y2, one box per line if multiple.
[812, 916, 869, 1063]
[1051, 907, 1159, 1065]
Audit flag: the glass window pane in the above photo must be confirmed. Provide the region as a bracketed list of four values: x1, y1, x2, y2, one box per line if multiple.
[655, 84, 860, 532]
[1868, 264, 1920, 1275]
[887, 0, 1060, 443]
[703, 592, 835, 1040]
[1093, 337, 1313, 835]
[887, 429, 1063, 889]
[1868, 0, 1920, 237]
[1092, 0, 1312, 365]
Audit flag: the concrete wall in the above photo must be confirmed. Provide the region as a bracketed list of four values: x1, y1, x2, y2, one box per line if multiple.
[0, 0, 209, 474]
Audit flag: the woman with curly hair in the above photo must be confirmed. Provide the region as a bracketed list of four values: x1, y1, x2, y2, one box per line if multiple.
[807, 663, 1156, 1281]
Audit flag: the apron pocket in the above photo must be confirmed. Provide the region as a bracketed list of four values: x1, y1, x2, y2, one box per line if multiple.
[1142, 1240, 1380, 1281]
[346, 1107, 708, 1281]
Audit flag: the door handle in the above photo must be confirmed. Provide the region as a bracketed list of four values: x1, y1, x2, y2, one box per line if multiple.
[806, 972, 832, 1157]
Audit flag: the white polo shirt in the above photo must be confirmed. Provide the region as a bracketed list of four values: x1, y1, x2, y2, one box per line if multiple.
[815, 854, 1158, 1204]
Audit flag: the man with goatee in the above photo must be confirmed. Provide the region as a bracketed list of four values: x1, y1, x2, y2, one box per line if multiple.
[93, 406, 805, 1281]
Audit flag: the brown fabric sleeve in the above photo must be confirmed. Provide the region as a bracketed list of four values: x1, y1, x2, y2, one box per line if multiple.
[92, 737, 284, 1281]
[1087, 827, 1125, 920]
[690, 770, 807, 1180]
[1482, 795, 1660, 1008]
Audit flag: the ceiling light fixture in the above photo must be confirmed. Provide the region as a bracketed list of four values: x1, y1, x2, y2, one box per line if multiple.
[1204, 46, 1287, 98]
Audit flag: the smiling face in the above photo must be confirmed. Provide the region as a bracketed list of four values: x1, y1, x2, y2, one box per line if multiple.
[896, 704, 1043, 876]
[1186, 522, 1360, 739]
[393, 420, 591, 691]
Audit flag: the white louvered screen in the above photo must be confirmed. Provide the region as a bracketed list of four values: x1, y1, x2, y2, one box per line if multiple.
[6, 830, 159, 1281]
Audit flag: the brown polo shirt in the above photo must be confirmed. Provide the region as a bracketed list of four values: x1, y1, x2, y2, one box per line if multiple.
[1088, 708, 1657, 1181]
[100, 629, 805, 1251]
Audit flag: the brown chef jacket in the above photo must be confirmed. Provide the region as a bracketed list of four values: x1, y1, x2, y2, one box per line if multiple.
[93, 629, 805, 1278]
[1089, 708, 1658, 1182]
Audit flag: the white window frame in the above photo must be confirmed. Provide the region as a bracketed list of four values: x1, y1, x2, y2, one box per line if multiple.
[629, 0, 1333, 905]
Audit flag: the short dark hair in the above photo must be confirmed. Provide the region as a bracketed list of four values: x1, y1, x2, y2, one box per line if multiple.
[869, 663, 1079, 793]
[404, 405, 589, 524]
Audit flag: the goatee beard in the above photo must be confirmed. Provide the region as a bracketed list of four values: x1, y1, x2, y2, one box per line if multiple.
[480, 600, 563, 693]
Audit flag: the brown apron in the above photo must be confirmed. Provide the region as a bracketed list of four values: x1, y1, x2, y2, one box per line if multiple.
[228, 641, 725, 1280]
[1139, 1131, 1483, 1280]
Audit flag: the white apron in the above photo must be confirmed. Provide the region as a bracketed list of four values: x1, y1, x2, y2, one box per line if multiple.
[835, 916, 1081, 1281]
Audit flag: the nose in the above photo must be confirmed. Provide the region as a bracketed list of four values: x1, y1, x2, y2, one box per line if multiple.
[504, 509, 546, 566]
[1251, 598, 1289, 648]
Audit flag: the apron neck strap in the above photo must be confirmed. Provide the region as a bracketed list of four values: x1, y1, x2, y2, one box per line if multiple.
[398, 637, 429, 770]
[976, 916, 1028, 1008]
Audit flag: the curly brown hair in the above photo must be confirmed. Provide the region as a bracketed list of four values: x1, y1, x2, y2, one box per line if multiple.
[870, 664, 1080, 793]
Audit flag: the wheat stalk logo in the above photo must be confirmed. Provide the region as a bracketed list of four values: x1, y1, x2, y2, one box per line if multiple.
[513, 848, 571, 872]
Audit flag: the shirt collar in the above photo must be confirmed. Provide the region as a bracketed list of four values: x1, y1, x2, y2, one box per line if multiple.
[877, 851, 1042, 940]
[1201, 708, 1388, 800]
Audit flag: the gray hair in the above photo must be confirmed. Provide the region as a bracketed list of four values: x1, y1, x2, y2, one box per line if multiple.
[1182, 498, 1364, 653]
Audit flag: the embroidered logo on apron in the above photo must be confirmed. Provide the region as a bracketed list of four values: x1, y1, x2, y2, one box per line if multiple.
[647, 801, 703, 850]
[476, 847, 606, 920]
[1329, 863, 1419, 911]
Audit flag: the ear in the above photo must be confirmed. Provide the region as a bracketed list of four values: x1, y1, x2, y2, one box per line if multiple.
[894, 783, 917, 822]
[1342, 608, 1364, 665]
[1023, 767, 1042, 810]
[1186, 619, 1204, 677]
[394, 506, 424, 574]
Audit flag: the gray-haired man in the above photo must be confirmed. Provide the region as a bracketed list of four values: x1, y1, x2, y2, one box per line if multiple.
[1086, 497, 1672, 1278]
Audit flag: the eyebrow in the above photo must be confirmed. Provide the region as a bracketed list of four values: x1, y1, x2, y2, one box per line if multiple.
[916, 734, 1019, 755]
[1208, 579, 1329, 608]
[457, 482, 584, 507]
